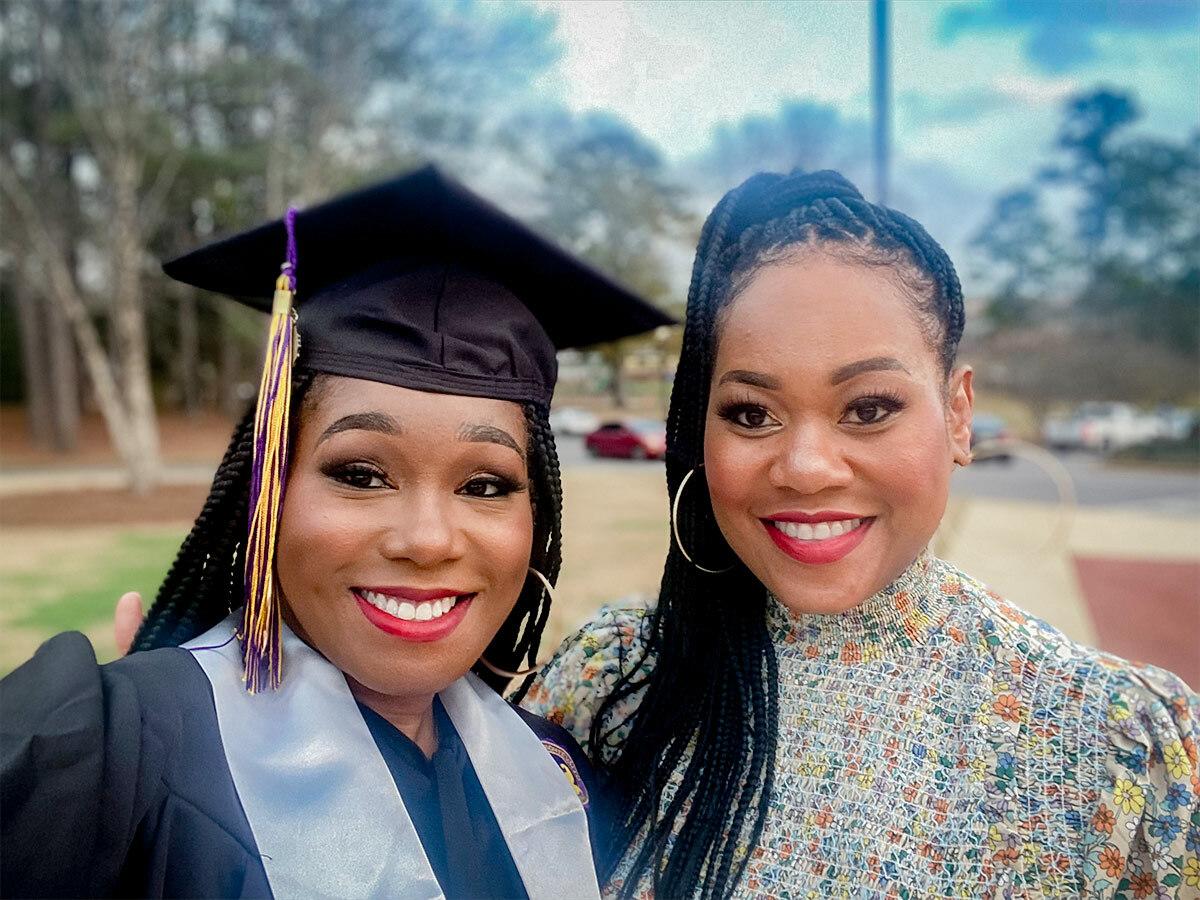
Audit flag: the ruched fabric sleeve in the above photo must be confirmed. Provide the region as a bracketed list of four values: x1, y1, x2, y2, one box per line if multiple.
[1, 633, 269, 898]
[519, 605, 655, 761]
[1082, 660, 1200, 894]
[1, 632, 150, 896]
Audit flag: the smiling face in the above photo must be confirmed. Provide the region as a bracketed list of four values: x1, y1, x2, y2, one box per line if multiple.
[274, 376, 533, 701]
[704, 253, 973, 615]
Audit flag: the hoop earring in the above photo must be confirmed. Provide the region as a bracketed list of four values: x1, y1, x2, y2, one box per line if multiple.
[671, 466, 734, 574]
[478, 567, 557, 679]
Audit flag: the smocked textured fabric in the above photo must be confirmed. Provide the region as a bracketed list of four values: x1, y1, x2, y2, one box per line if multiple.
[522, 554, 1200, 897]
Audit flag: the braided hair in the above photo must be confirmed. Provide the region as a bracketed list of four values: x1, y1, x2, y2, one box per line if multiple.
[593, 170, 965, 898]
[132, 369, 564, 696]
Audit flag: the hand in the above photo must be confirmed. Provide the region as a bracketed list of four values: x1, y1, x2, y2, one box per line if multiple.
[114, 591, 145, 655]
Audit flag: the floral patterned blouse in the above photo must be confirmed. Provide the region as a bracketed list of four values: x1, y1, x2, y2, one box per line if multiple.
[521, 553, 1200, 898]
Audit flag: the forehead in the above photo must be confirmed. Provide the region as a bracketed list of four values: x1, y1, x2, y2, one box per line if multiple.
[717, 257, 935, 373]
[303, 375, 527, 434]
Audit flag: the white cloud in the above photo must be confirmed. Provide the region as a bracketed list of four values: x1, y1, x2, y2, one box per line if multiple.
[533, 0, 872, 159]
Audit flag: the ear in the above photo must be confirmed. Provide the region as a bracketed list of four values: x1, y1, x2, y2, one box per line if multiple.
[946, 365, 974, 465]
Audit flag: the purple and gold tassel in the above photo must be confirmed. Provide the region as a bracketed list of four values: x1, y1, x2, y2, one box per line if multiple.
[241, 207, 299, 693]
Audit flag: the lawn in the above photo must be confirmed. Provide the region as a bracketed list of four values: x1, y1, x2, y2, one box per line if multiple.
[0, 527, 186, 673]
[0, 467, 670, 675]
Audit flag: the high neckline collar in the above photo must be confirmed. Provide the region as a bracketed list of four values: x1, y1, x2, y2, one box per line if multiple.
[767, 551, 955, 660]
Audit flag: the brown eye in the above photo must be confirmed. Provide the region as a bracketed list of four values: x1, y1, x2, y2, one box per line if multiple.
[458, 475, 523, 498]
[737, 407, 769, 428]
[842, 396, 904, 426]
[326, 464, 389, 489]
[717, 401, 779, 431]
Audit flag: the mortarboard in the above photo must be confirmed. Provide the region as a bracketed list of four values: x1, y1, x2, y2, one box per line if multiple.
[164, 165, 671, 405]
[163, 165, 673, 690]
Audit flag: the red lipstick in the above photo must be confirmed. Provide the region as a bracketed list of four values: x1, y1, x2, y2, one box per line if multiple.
[762, 514, 874, 565]
[353, 588, 475, 642]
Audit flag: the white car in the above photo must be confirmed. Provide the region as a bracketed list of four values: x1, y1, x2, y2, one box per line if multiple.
[1042, 402, 1162, 452]
[548, 407, 600, 437]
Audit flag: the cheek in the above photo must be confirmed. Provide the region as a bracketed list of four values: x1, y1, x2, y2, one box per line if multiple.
[483, 509, 535, 589]
[703, 424, 765, 524]
[872, 406, 954, 520]
[274, 476, 365, 612]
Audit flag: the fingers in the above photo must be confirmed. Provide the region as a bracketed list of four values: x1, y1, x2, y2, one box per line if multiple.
[114, 591, 144, 656]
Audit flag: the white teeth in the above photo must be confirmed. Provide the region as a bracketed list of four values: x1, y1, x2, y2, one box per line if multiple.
[773, 518, 863, 541]
[362, 592, 460, 622]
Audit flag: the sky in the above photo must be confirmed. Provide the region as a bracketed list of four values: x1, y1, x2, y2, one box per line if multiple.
[529, 0, 1200, 286]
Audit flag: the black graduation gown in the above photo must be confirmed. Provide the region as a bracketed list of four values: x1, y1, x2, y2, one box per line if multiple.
[1, 633, 606, 899]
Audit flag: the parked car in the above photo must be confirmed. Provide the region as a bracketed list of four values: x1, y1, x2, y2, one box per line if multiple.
[969, 414, 1012, 462]
[1153, 405, 1198, 441]
[1042, 402, 1161, 452]
[584, 419, 667, 460]
[548, 406, 599, 437]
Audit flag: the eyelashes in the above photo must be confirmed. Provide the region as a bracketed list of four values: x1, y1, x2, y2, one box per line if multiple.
[841, 390, 906, 426]
[714, 389, 908, 430]
[323, 462, 388, 489]
[458, 474, 526, 498]
[320, 461, 527, 497]
[715, 399, 778, 430]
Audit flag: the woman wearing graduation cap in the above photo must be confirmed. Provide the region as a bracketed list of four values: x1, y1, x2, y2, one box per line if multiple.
[0, 167, 670, 899]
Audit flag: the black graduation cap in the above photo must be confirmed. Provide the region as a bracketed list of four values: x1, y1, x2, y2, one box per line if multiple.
[163, 165, 672, 406]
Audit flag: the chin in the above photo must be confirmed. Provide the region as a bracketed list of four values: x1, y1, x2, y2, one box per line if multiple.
[770, 578, 874, 616]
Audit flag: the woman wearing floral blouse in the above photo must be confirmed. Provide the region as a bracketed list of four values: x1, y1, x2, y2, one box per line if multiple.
[523, 170, 1200, 898]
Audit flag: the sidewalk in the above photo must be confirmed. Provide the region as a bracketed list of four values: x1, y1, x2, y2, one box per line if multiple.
[0, 463, 217, 496]
[934, 495, 1200, 688]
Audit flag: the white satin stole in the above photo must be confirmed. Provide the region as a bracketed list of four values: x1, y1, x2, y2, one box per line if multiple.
[185, 615, 599, 899]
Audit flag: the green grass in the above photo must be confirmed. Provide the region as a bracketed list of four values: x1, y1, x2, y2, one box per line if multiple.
[0, 528, 185, 673]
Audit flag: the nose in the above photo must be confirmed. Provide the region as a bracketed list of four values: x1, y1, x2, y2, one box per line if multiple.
[377, 490, 463, 568]
[767, 419, 854, 496]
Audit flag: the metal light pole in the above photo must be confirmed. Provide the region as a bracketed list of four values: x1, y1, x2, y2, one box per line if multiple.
[871, 0, 891, 206]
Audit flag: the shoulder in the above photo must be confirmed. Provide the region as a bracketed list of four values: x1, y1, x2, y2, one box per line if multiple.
[2, 631, 223, 789]
[518, 602, 656, 756]
[936, 558, 1200, 812]
[1, 634, 249, 895]
[942, 557, 1198, 721]
[1, 632, 205, 738]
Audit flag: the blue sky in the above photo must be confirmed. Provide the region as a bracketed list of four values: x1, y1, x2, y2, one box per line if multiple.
[530, 0, 1199, 284]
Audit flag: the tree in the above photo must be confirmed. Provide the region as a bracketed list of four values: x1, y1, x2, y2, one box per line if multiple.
[970, 188, 1063, 329]
[1, 0, 189, 490]
[1042, 89, 1140, 256]
[1, 0, 563, 486]
[520, 111, 694, 406]
[972, 87, 1199, 405]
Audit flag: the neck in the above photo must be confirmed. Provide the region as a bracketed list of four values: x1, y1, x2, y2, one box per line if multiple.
[281, 603, 439, 757]
[348, 677, 439, 758]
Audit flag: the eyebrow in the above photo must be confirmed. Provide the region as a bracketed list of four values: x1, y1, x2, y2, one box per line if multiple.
[716, 369, 782, 390]
[458, 423, 525, 461]
[830, 356, 911, 385]
[317, 412, 401, 445]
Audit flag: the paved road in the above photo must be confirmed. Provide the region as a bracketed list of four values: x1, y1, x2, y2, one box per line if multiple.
[554, 437, 1200, 516]
[955, 451, 1199, 516]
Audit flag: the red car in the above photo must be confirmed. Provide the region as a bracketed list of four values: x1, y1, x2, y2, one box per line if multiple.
[584, 420, 667, 460]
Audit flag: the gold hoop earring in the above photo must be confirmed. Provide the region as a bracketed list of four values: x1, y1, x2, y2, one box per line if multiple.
[671, 466, 734, 575]
[478, 567, 557, 679]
